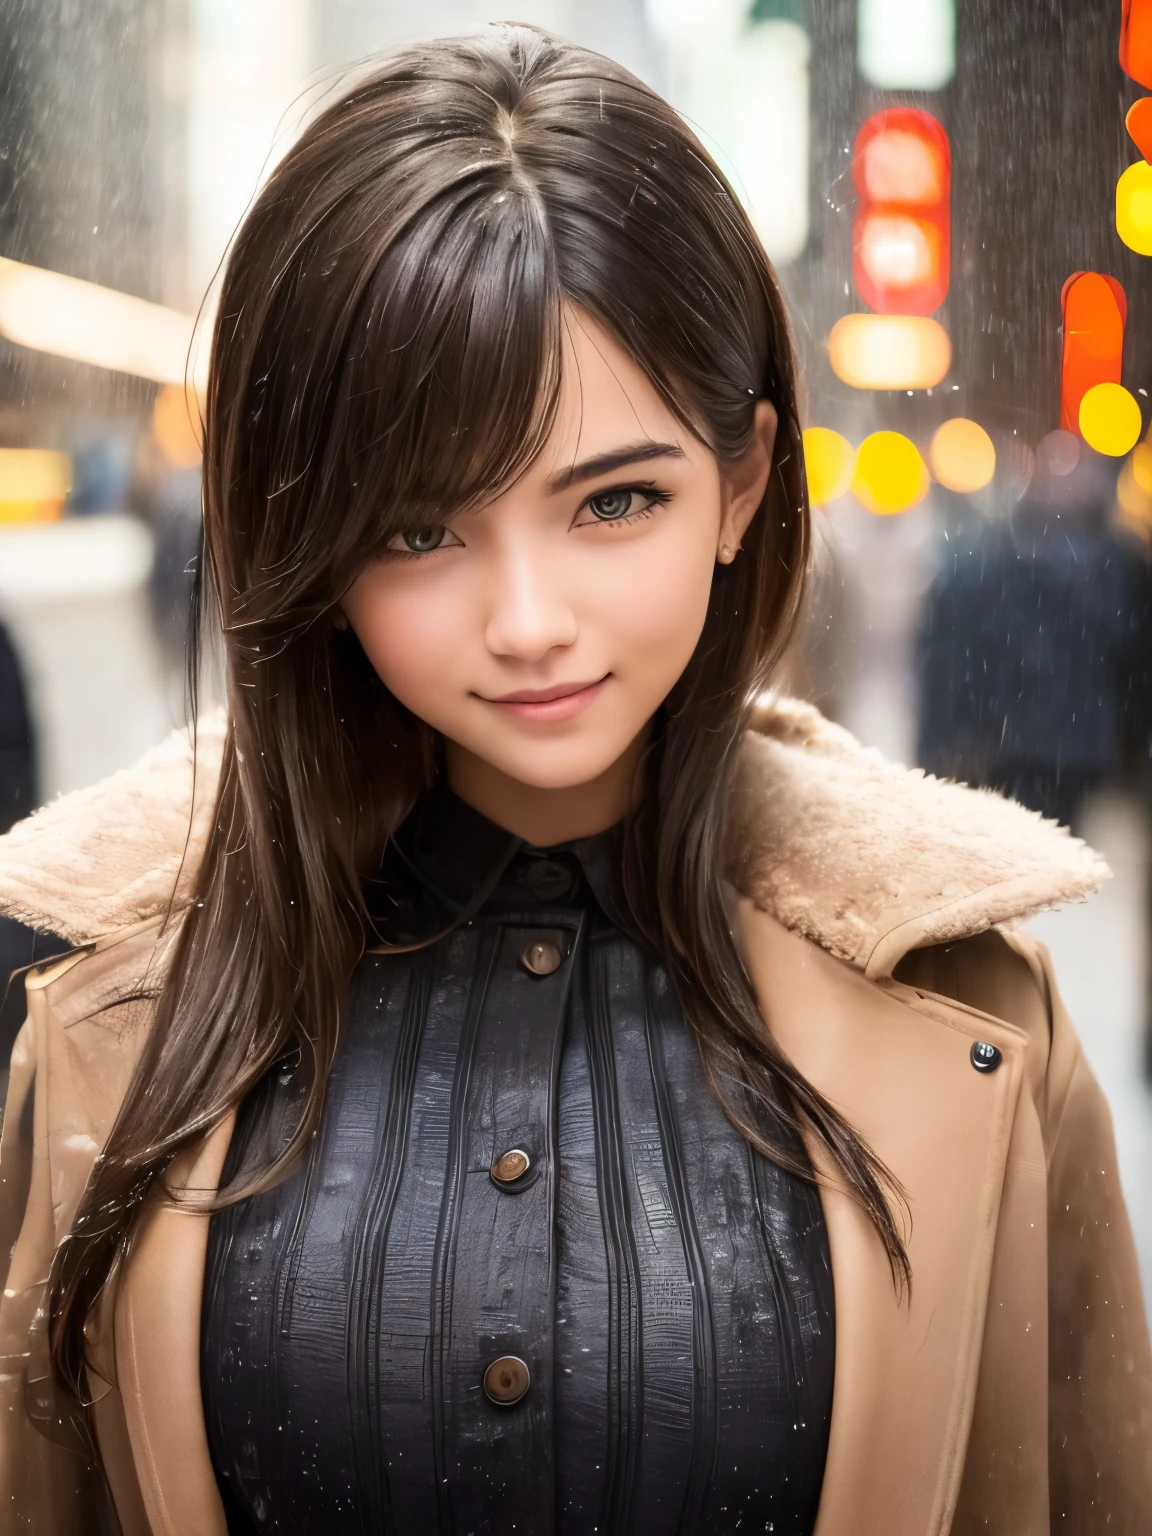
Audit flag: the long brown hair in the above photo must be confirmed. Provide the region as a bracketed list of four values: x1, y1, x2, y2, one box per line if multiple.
[53, 24, 908, 1399]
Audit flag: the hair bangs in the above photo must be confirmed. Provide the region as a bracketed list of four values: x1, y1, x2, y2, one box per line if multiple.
[339, 175, 562, 549]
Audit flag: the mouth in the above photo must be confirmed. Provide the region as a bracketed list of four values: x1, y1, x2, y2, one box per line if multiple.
[481, 675, 609, 723]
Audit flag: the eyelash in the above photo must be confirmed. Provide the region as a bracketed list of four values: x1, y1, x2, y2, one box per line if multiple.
[578, 482, 673, 528]
[383, 481, 673, 560]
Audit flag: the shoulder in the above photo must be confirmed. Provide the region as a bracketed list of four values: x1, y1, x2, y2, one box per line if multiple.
[0, 694, 1108, 983]
[0, 712, 224, 946]
[726, 696, 1109, 980]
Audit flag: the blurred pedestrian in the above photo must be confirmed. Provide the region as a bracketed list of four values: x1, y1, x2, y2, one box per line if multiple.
[918, 437, 1138, 832]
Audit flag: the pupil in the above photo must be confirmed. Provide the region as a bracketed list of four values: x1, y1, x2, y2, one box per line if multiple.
[591, 491, 631, 520]
[404, 526, 444, 552]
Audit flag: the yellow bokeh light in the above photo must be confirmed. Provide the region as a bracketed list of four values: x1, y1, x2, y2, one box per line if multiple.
[1117, 160, 1152, 256]
[0, 448, 71, 522]
[852, 431, 929, 514]
[1117, 458, 1152, 541]
[1078, 381, 1143, 456]
[828, 313, 951, 391]
[153, 383, 204, 469]
[1131, 440, 1152, 496]
[803, 427, 855, 505]
[928, 417, 996, 493]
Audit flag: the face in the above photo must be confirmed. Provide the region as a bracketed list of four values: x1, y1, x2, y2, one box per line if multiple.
[342, 307, 775, 831]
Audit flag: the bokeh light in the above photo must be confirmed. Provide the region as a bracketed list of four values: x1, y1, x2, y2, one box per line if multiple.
[1120, 0, 1152, 89]
[852, 109, 950, 315]
[1131, 438, 1152, 495]
[1117, 443, 1152, 540]
[852, 430, 929, 514]
[1035, 429, 1081, 478]
[1125, 96, 1152, 160]
[857, 0, 955, 92]
[803, 427, 856, 505]
[1060, 271, 1126, 433]
[928, 417, 996, 492]
[1116, 159, 1152, 254]
[828, 313, 952, 390]
[0, 447, 71, 522]
[152, 384, 204, 470]
[1078, 381, 1143, 456]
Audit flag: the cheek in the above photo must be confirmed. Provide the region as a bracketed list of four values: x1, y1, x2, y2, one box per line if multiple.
[343, 570, 468, 719]
[586, 514, 717, 675]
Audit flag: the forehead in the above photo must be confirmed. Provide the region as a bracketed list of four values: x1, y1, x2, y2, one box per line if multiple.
[532, 307, 691, 484]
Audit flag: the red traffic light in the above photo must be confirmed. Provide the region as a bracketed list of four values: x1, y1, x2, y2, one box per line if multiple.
[852, 109, 951, 316]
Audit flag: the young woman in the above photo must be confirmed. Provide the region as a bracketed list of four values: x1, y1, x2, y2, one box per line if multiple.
[1, 25, 1149, 1536]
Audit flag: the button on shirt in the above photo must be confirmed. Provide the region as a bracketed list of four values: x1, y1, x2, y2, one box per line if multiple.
[201, 785, 835, 1535]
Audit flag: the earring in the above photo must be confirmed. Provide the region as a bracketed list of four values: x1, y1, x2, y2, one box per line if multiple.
[718, 543, 735, 564]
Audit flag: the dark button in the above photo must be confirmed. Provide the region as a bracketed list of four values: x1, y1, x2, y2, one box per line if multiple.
[491, 1148, 531, 1185]
[970, 1040, 1002, 1073]
[522, 857, 576, 902]
[483, 1355, 531, 1406]
[520, 940, 562, 976]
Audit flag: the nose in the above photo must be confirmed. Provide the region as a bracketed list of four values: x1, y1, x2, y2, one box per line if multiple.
[483, 542, 578, 662]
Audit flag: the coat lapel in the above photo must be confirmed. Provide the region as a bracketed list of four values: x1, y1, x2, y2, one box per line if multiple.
[736, 899, 1027, 1536]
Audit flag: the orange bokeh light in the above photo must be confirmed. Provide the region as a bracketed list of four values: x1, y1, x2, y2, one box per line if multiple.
[1126, 96, 1152, 160]
[852, 109, 950, 316]
[1121, 0, 1152, 89]
[1060, 271, 1126, 437]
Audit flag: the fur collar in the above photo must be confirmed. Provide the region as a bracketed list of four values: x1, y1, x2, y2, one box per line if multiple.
[0, 699, 1109, 975]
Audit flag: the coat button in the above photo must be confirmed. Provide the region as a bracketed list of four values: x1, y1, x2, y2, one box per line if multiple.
[970, 1040, 1002, 1073]
[520, 940, 562, 976]
[483, 1355, 531, 1406]
[491, 1148, 531, 1185]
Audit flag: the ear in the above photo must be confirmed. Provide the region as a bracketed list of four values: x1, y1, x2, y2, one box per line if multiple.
[717, 400, 778, 562]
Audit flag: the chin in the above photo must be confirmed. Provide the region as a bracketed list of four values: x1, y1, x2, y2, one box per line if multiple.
[485, 737, 632, 792]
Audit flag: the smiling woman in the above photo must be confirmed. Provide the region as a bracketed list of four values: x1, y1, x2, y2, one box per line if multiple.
[342, 308, 777, 837]
[0, 21, 1149, 1536]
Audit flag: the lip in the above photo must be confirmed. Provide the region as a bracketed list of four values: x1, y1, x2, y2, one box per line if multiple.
[482, 676, 608, 723]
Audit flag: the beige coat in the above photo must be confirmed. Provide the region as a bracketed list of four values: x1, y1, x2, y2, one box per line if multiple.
[0, 699, 1149, 1535]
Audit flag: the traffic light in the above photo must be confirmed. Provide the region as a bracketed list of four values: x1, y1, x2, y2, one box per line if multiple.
[852, 108, 951, 316]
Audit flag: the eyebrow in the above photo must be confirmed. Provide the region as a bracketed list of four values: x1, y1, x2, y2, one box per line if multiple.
[545, 441, 685, 493]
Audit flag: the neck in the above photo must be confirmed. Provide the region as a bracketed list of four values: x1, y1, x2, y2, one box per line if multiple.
[443, 730, 649, 846]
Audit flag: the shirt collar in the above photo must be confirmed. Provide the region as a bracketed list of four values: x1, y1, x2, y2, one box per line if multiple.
[367, 778, 634, 935]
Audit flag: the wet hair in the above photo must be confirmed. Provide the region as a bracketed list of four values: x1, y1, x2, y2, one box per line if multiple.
[53, 24, 908, 1399]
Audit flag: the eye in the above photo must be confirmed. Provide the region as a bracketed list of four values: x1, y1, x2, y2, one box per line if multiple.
[385, 524, 458, 556]
[574, 483, 671, 529]
[587, 489, 636, 522]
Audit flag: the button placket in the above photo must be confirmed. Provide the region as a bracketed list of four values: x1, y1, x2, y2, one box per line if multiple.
[443, 914, 581, 1522]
